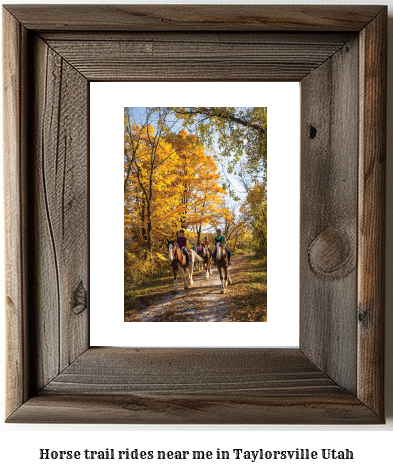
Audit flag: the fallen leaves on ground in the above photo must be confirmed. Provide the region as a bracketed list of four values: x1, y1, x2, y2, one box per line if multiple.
[222, 256, 267, 322]
[124, 255, 267, 322]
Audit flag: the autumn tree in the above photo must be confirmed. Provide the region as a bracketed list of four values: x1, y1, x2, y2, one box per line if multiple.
[125, 110, 229, 265]
[124, 107, 189, 255]
[240, 182, 267, 257]
[167, 107, 268, 256]
[219, 200, 244, 240]
[169, 107, 267, 187]
[125, 105, 267, 289]
[167, 129, 229, 242]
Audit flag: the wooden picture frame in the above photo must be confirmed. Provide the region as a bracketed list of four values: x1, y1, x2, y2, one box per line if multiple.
[3, 5, 386, 424]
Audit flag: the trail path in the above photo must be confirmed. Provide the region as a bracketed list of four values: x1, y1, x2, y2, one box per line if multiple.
[127, 255, 249, 322]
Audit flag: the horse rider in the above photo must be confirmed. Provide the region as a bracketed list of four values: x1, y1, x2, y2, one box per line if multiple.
[176, 229, 190, 267]
[212, 228, 231, 265]
[202, 235, 213, 257]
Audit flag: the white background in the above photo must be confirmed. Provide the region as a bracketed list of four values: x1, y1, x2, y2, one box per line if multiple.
[1, 0, 392, 473]
[90, 82, 300, 347]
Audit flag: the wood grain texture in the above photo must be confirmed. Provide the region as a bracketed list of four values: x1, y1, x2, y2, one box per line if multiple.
[4, 5, 384, 32]
[9, 392, 379, 425]
[3, 8, 29, 417]
[300, 36, 359, 394]
[7, 348, 380, 424]
[40, 31, 354, 44]
[42, 348, 341, 395]
[28, 36, 89, 391]
[3, 5, 386, 424]
[45, 38, 347, 82]
[357, 9, 386, 418]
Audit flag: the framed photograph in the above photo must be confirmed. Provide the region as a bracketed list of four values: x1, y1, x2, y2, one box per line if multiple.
[3, 5, 386, 423]
[90, 82, 300, 346]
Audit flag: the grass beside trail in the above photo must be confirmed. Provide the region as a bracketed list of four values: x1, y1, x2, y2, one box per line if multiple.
[124, 255, 267, 322]
[124, 267, 173, 314]
[228, 255, 267, 322]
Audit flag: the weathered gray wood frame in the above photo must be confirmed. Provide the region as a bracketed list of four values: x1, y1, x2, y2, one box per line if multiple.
[3, 5, 386, 423]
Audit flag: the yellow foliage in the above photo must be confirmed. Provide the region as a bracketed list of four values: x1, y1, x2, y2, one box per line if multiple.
[125, 124, 228, 251]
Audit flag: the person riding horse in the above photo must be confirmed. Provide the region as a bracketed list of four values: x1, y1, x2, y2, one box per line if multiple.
[176, 230, 190, 267]
[202, 236, 212, 256]
[212, 229, 231, 265]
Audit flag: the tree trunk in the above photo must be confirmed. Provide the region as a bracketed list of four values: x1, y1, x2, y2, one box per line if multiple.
[141, 200, 147, 245]
[197, 224, 202, 244]
[258, 228, 267, 257]
[146, 201, 153, 258]
[233, 232, 239, 250]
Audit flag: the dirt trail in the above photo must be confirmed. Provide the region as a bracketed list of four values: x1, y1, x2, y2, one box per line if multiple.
[127, 255, 249, 322]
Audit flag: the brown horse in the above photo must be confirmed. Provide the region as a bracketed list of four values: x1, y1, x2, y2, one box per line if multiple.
[167, 239, 198, 293]
[214, 241, 232, 293]
[200, 243, 213, 279]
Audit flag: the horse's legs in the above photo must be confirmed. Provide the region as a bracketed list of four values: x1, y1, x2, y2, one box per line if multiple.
[204, 260, 209, 279]
[227, 264, 232, 285]
[188, 254, 194, 285]
[218, 265, 225, 293]
[223, 266, 228, 288]
[173, 268, 178, 293]
[180, 266, 189, 289]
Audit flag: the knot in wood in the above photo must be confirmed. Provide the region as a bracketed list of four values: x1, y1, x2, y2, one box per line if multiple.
[72, 281, 87, 315]
[309, 125, 317, 139]
[358, 307, 370, 325]
[308, 228, 354, 279]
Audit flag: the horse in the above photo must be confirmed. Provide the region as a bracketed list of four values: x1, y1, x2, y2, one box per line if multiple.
[193, 256, 203, 272]
[167, 240, 202, 293]
[190, 248, 204, 274]
[214, 241, 232, 293]
[200, 243, 213, 279]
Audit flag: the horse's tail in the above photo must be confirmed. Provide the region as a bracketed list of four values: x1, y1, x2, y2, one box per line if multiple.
[190, 249, 203, 262]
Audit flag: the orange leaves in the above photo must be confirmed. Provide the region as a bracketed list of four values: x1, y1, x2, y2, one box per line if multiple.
[225, 255, 267, 322]
[239, 181, 267, 257]
[166, 131, 228, 230]
[125, 122, 228, 247]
